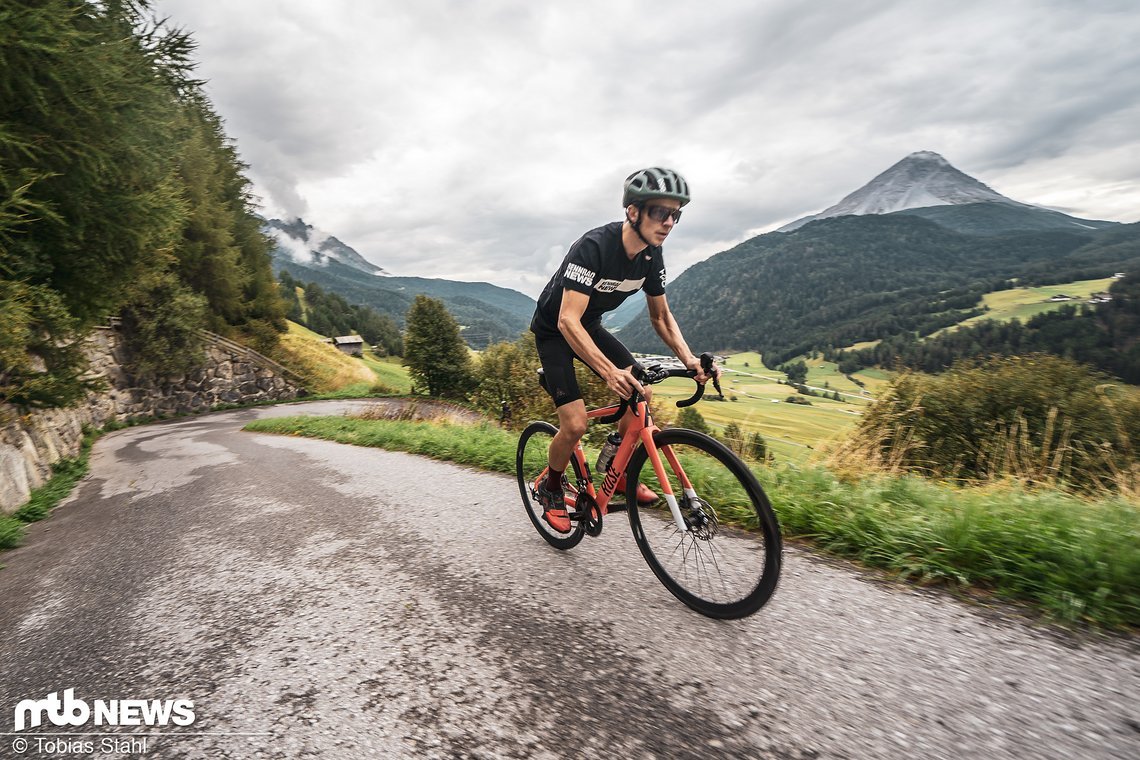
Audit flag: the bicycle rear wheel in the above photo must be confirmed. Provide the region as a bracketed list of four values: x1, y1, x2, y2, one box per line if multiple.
[516, 421, 587, 550]
[626, 428, 781, 619]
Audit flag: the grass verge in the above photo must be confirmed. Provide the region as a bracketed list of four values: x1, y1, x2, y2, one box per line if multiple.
[245, 414, 1139, 630]
[0, 431, 95, 552]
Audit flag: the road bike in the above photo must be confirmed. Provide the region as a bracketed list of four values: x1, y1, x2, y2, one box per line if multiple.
[515, 354, 782, 619]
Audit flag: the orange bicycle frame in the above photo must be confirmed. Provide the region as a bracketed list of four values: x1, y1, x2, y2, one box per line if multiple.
[570, 398, 695, 532]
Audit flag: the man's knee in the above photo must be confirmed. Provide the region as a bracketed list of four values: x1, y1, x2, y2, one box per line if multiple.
[561, 415, 588, 440]
[557, 403, 588, 440]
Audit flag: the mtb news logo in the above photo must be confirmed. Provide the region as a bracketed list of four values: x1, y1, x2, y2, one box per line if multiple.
[13, 689, 195, 731]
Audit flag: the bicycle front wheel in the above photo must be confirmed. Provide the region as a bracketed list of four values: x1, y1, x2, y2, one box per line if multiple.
[626, 428, 782, 619]
[516, 421, 587, 550]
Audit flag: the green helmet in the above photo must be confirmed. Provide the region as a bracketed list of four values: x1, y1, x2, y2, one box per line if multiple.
[622, 167, 691, 208]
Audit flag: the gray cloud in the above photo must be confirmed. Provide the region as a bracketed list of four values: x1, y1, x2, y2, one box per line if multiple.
[157, 0, 1140, 297]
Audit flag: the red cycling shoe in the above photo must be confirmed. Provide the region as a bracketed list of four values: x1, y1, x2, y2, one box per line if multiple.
[616, 474, 658, 505]
[534, 477, 571, 533]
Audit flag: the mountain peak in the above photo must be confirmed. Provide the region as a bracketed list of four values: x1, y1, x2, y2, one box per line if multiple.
[903, 150, 950, 164]
[263, 217, 389, 276]
[780, 152, 1015, 231]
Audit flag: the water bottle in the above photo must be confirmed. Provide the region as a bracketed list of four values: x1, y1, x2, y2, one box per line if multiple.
[595, 432, 622, 474]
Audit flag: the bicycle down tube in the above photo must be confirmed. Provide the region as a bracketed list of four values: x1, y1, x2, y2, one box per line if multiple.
[580, 397, 691, 534]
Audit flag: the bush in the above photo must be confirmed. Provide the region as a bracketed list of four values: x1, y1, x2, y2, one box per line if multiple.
[846, 354, 1140, 491]
[118, 270, 208, 380]
[0, 280, 94, 408]
[471, 337, 544, 428]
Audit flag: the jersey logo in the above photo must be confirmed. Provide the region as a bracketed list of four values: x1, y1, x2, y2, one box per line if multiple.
[595, 277, 646, 293]
[564, 262, 595, 286]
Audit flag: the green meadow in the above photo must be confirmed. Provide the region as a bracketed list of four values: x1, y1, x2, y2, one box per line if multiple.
[938, 276, 1114, 334]
[647, 351, 886, 463]
[360, 350, 414, 394]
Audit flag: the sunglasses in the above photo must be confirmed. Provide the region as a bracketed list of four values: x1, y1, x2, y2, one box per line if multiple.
[644, 205, 682, 224]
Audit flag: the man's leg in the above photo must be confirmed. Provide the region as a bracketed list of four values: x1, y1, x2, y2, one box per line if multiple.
[549, 400, 588, 474]
[536, 400, 587, 532]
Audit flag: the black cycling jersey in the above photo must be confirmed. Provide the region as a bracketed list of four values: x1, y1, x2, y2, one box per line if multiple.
[530, 221, 666, 339]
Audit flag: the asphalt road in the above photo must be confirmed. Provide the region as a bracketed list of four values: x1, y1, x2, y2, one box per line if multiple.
[0, 402, 1136, 759]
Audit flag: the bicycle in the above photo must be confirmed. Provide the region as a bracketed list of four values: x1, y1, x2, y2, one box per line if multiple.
[515, 354, 782, 619]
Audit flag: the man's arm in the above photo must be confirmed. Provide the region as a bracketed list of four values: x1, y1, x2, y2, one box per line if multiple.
[558, 289, 643, 399]
[646, 293, 715, 383]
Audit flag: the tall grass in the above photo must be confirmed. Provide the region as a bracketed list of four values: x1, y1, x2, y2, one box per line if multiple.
[245, 414, 1139, 628]
[246, 415, 521, 475]
[764, 466, 1138, 626]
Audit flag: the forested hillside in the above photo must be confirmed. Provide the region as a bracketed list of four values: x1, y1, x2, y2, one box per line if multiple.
[0, 1, 284, 408]
[264, 216, 536, 350]
[619, 214, 1140, 366]
[277, 271, 402, 356]
[830, 271, 1140, 382]
[272, 256, 532, 350]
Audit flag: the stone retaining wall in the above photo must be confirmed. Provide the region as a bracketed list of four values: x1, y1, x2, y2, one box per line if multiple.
[0, 327, 305, 514]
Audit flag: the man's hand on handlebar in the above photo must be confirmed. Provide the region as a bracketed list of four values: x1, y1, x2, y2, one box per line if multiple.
[684, 353, 720, 385]
[607, 366, 645, 400]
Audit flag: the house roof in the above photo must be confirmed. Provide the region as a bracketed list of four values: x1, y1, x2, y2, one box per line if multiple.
[333, 335, 364, 344]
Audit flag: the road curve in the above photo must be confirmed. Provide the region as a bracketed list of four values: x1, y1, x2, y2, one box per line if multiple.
[0, 401, 1136, 759]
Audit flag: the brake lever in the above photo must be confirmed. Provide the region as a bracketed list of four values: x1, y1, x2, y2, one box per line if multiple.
[697, 352, 724, 396]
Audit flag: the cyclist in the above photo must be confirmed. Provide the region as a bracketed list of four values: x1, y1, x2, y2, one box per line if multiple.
[530, 167, 718, 532]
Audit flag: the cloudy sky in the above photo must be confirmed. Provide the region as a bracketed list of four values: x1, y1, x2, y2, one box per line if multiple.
[156, 0, 1140, 298]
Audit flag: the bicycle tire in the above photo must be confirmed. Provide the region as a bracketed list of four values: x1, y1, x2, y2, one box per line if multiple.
[516, 421, 587, 550]
[626, 428, 782, 619]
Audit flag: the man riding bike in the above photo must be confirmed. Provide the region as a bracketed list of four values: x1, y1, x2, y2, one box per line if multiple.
[529, 167, 718, 532]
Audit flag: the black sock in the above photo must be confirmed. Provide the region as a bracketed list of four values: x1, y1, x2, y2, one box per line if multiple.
[545, 468, 564, 492]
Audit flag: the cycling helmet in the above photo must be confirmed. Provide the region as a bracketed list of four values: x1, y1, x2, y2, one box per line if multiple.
[622, 167, 691, 208]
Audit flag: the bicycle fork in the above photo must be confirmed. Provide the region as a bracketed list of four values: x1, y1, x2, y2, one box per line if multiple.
[640, 427, 693, 533]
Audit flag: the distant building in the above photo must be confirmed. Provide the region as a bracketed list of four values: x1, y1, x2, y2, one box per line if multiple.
[332, 335, 364, 356]
[1047, 294, 1074, 302]
[1113, 272, 1126, 278]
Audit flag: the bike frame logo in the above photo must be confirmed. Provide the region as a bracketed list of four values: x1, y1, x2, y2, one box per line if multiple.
[13, 689, 195, 731]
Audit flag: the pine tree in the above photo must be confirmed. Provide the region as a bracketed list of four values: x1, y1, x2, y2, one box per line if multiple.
[675, 406, 711, 435]
[746, 432, 768, 462]
[722, 422, 745, 454]
[403, 295, 475, 398]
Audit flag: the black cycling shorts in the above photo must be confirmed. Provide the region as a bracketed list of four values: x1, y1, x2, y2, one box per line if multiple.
[534, 324, 635, 408]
